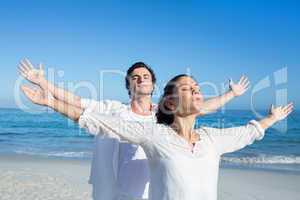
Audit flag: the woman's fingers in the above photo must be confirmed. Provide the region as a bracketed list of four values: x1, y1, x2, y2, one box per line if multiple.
[284, 102, 293, 110]
[283, 103, 293, 113]
[286, 109, 293, 116]
[271, 103, 294, 120]
[271, 104, 275, 111]
[27, 87, 37, 98]
[21, 85, 33, 97]
[282, 103, 292, 111]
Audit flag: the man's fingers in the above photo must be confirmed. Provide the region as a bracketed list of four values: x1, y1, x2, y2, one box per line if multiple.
[39, 63, 44, 71]
[241, 77, 249, 86]
[18, 66, 27, 75]
[238, 75, 246, 84]
[24, 58, 34, 69]
[19, 61, 31, 72]
[229, 78, 233, 86]
[238, 76, 244, 85]
[239, 76, 248, 85]
[18, 69, 27, 78]
[243, 81, 250, 89]
[244, 86, 250, 92]
[241, 79, 250, 87]
[21, 59, 32, 70]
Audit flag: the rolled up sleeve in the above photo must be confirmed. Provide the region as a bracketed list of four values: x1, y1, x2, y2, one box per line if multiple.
[80, 98, 125, 114]
[200, 120, 265, 156]
[78, 111, 152, 144]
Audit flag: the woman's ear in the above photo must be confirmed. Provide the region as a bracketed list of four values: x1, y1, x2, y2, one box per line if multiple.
[165, 97, 176, 111]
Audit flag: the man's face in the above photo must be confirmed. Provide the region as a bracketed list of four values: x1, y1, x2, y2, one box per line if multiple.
[129, 67, 154, 97]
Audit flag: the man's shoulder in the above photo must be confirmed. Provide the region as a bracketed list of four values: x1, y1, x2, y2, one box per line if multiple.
[82, 98, 128, 113]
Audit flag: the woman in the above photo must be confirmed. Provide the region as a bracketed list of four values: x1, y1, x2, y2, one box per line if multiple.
[19, 60, 251, 200]
[79, 74, 293, 200]
[25, 74, 294, 200]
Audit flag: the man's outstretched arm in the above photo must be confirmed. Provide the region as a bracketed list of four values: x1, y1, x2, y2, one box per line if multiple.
[197, 76, 250, 116]
[18, 58, 82, 108]
[21, 85, 83, 121]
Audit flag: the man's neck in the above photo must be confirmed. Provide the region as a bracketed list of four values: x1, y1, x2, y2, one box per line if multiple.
[130, 95, 153, 116]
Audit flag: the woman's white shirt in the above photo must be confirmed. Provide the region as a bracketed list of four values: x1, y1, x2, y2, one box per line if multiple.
[79, 111, 265, 200]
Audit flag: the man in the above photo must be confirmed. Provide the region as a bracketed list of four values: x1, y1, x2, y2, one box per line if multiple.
[19, 58, 250, 200]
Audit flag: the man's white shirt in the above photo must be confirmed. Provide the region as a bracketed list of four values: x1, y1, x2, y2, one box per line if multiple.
[81, 99, 156, 200]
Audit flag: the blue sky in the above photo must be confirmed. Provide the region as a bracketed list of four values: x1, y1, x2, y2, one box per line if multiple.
[0, 0, 299, 110]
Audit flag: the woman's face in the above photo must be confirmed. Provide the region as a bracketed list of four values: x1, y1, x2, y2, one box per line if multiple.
[168, 76, 204, 116]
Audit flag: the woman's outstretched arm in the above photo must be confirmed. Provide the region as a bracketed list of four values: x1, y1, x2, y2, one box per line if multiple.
[18, 58, 82, 108]
[21, 85, 83, 121]
[198, 103, 293, 155]
[257, 103, 293, 129]
[78, 111, 155, 144]
[20, 84, 154, 144]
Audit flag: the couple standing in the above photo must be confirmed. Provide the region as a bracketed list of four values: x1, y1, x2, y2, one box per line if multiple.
[19, 59, 293, 200]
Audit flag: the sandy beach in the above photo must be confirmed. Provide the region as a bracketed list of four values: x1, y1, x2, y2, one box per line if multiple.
[0, 155, 299, 200]
[0, 155, 92, 200]
[218, 167, 300, 200]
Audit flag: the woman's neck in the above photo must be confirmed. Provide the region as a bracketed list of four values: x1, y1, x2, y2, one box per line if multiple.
[171, 114, 197, 143]
[130, 95, 153, 116]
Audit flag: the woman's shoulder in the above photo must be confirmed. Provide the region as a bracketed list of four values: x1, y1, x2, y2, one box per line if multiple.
[195, 126, 218, 133]
[194, 126, 220, 140]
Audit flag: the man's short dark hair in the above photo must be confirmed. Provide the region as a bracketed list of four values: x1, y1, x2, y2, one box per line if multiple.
[125, 62, 156, 96]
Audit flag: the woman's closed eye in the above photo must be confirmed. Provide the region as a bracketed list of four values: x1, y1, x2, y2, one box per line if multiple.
[181, 87, 192, 92]
[181, 87, 199, 93]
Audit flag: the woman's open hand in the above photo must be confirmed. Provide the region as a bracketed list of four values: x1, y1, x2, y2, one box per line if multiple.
[20, 85, 52, 106]
[269, 103, 294, 121]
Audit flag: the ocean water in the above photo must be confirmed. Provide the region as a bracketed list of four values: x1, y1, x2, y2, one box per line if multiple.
[0, 108, 299, 172]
